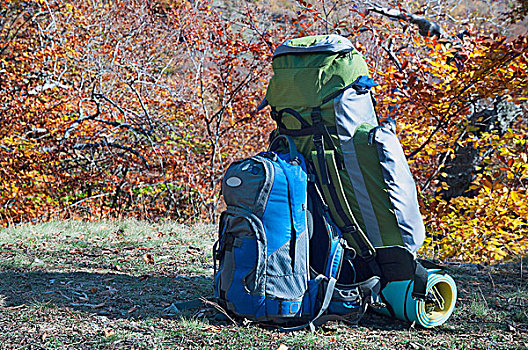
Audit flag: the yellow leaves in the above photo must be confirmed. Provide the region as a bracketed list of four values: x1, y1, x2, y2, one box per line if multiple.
[482, 179, 493, 190]
[422, 183, 528, 264]
[509, 190, 520, 203]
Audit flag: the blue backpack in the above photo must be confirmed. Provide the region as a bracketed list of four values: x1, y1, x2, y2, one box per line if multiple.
[214, 136, 381, 329]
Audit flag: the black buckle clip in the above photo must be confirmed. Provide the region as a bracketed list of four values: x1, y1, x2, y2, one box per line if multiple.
[313, 133, 323, 145]
[343, 225, 358, 234]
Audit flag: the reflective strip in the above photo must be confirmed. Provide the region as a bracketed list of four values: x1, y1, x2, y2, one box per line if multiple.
[333, 90, 382, 247]
[343, 142, 383, 247]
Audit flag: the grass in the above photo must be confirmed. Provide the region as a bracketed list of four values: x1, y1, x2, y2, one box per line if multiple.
[469, 298, 489, 318]
[0, 219, 527, 349]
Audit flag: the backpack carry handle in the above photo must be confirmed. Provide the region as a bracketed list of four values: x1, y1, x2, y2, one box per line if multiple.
[269, 135, 299, 164]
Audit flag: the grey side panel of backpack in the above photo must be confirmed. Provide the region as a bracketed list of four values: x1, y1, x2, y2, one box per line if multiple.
[372, 122, 426, 254]
[218, 156, 274, 299]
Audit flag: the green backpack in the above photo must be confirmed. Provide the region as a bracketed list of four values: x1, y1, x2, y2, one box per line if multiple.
[262, 34, 428, 298]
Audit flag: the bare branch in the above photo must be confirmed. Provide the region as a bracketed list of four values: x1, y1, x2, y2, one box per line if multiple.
[73, 142, 149, 168]
[367, 5, 443, 37]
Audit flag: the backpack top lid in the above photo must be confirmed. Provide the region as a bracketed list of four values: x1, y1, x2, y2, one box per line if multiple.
[273, 34, 355, 57]
[266, 35, 370, 108]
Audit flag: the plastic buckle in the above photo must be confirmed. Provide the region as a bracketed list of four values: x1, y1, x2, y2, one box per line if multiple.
[342, 242, 357, 261]
[355, 87, 369, 95]
[311, 108, 322, 123]
[343, 225, 357, 234]
[411, 291, 428, 301]
[313, 133, 323, 145]
[263, 152, 277, 161]
[289, 157, 301, 166]
[363, 250, 376, 263]
[369, 300, 386, 309]
[351, 82, 369, 95]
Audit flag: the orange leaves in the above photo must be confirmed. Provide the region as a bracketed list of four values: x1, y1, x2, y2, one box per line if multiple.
[1, 0, 527, 268]
[143, 253, 155, 265]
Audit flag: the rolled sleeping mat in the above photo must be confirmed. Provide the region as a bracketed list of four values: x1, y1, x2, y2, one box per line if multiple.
[374, 269, 457, 328]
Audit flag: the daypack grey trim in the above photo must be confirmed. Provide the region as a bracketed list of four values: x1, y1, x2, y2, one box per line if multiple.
[333, 90, 383, 247]
[223, 206, 268, 296]
[265, 228, 310, 300]
[222, 156, 275, 218]
[273, 34, 354, 57]
[253, 155, 275, 217]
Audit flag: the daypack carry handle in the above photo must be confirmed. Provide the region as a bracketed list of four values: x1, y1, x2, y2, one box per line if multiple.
[269, 135, 299, 163]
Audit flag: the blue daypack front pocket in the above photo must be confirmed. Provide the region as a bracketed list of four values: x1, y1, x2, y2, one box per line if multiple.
[215, 209, 268, 317]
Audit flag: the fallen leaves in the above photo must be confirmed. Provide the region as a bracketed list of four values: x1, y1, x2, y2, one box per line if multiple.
[127, 306, 138, 314]
[186, 245, 202, 256]
[143, 253, 154, 264]
[101, 286, 118, 296]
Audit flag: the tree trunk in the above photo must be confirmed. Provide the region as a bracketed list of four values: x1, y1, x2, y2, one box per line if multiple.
[438, 98, 522, 199]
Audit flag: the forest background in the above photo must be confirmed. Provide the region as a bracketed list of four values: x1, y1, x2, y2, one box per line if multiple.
[1, 0, 528, 264]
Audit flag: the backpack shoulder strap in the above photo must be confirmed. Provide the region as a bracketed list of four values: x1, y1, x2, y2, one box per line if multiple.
[311, 150, 378, 266]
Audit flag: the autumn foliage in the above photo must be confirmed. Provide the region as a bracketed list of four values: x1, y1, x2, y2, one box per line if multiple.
[1, 0, 527, 264]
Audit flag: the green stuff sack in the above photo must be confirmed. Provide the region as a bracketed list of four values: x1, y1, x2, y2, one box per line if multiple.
[263, 35, 426, 289]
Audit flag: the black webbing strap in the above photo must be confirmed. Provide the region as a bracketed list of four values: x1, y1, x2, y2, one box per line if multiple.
[270, 107, 286, 129]
[322, 175, 380, 277]
[278, 126, 338, 137]
[411, 261, 429, 301]
[271, 106, 312, 130]
[311, 107, 330, 185]
[213, 213, 229, 277]
[403, 280, 414, 322]
[278, 108, 311, 128]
